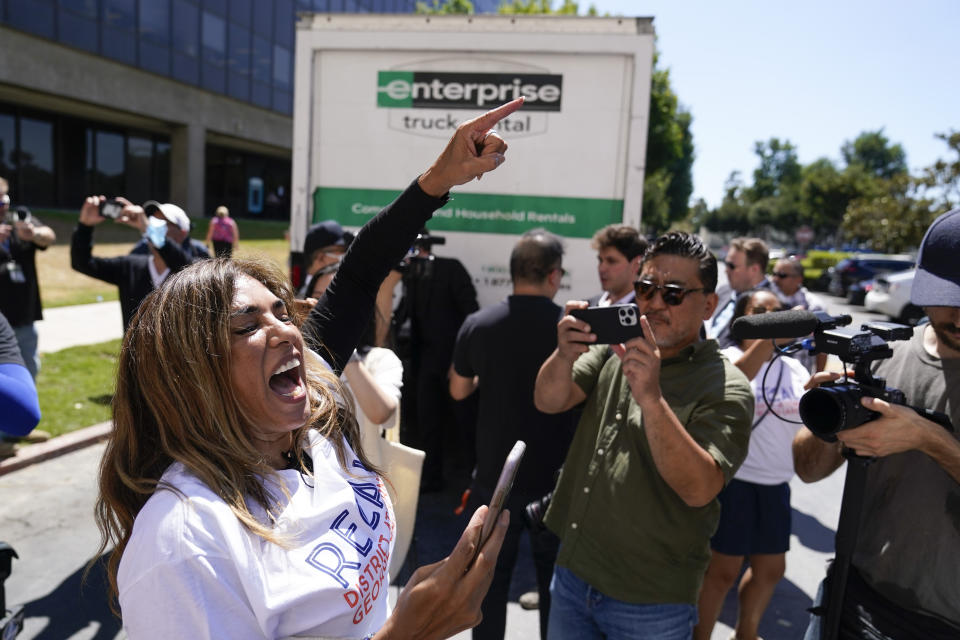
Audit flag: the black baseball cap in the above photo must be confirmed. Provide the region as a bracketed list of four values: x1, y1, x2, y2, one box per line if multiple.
[911, 208, 960, 308]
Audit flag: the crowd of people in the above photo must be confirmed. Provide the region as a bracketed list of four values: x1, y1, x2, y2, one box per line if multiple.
[1, 96, 958, 640]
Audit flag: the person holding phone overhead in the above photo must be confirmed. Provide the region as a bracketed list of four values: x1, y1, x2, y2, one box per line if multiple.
[94, 99, 522, 640]
[534, 231, 754, 640]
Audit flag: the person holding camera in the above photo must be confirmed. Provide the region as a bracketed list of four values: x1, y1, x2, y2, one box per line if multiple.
[70, 197, 198, 331]
[0, 177, 55, 381]
[793, 208, 960, 639]
[534, 232, 754, 639]
[449, 229, 577, 640]
[395, 228, 479, 492]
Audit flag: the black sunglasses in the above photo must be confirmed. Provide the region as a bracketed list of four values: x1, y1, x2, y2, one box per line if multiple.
[634, 280, 705, 306]
[771, 271, 796, 279]
[724, 261, 740, 270]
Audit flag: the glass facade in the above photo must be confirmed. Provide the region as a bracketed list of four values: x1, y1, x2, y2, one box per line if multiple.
[0, 101, 171, 208]
[206, 144, 291, 220]
[0, 0, 500, 117]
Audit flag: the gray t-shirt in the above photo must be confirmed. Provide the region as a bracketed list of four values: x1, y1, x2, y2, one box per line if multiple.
[852, 325, 960, 627]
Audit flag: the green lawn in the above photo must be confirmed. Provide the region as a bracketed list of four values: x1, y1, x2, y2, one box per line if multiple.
[36, 339, 121, 436]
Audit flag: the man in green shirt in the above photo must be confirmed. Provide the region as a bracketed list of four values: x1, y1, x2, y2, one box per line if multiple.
[534, 231, 754, 639]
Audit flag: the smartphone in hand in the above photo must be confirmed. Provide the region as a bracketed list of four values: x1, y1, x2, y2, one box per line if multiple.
[570, 304, 643, 344]
[470, 440, 526, 567]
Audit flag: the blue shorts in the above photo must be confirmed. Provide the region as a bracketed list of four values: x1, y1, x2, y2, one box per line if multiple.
[711, 478, 791, 556]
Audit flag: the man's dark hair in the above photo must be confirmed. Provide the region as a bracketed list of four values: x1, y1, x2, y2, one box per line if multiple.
[590, 224, 648, 261]
[510, 228, 564, 284]
[729, 237, 770, 273]
[643, 231, 718, 293]
[780, 255, 804, 278]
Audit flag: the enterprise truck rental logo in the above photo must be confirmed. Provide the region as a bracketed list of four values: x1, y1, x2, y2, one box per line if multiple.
[377, 71, 562, 111]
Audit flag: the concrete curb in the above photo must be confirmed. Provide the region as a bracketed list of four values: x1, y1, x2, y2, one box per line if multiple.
[0, 421, 112, 477]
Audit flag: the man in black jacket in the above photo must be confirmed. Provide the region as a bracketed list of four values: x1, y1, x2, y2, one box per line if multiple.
[71, 196, 196, 331]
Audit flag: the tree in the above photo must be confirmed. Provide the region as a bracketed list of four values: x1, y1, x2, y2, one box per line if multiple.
[917, 130, 960, 211]
[497, 0, 589, 14]
[747, 138, 801, 201]
[640, 60, 694, 234]
[841, 130, 907, 180]
[415, 0, 474, 13]
[842, 174, 934, 252]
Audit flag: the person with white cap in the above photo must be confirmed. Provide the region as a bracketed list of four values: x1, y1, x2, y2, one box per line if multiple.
[793, 208, 960, 639]
[70, 196, 201, 330]
[129, 200, 211, 261]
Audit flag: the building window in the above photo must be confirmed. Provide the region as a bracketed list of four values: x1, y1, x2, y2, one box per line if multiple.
[94, 130, 125, 198]
[7, 0, 56, 39]
[0, 114, 15, 180]
[19, 117, 56, 207]
[228, 22, 252, 101]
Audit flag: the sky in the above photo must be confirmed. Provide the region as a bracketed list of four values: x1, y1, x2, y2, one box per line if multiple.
[586, 0, 960, 208]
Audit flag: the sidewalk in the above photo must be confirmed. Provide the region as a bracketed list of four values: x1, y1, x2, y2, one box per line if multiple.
[35, 300, 123, 353]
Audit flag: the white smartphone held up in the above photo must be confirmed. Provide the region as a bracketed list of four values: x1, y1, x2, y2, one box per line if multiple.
[471, 440, 526, 567]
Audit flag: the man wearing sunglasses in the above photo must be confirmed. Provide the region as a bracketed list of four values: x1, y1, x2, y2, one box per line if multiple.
[770, 256, 827, 372]
[708, 237, 772, 349]
[534, 231, 754, 640]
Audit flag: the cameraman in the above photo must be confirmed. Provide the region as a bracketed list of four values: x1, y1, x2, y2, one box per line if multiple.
[71, 196, 196, 331]
[793, 208, 960, 638]
[0, 177, 55, 382]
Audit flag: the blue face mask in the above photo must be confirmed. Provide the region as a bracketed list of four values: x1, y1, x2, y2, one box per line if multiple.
[146, 216, 168, 248]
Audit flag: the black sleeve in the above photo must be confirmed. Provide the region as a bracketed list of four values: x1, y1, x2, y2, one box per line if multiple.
[450, 258, 479, 318]
[303, 179, 447, 374]
[70, 224, 126, 285]
[451, 313, 477, 378]
[157, 236, 193, 273]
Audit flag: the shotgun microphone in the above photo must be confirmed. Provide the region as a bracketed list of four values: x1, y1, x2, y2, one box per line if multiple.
[731, 309, 852, 341]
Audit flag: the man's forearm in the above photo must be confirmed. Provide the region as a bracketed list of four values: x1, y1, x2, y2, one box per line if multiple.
[534, 350, 581, 414]
[641, 395, 724, 507]
[919, 422, 960, 485]
[792, 427, 844, 483]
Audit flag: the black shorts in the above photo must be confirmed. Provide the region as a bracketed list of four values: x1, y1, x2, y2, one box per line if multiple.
[711, 478, 791, 555]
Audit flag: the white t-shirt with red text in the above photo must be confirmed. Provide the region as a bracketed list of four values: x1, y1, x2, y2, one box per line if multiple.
[118, 430, 396, 640]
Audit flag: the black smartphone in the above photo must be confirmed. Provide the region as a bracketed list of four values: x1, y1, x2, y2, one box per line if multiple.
[470, 440, 526, 567]
[570, 303, 644, 344]
[99, 198, 123, 220]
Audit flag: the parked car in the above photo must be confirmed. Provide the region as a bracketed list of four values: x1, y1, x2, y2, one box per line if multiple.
[846, 278, 875, 305]
[864, 269, 926, 324]
[826, 254, 915, 299]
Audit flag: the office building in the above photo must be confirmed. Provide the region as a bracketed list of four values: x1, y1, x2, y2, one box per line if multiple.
[0, 0, 499, 220]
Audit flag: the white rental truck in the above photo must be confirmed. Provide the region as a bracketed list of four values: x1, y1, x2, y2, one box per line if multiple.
[290, 13, 655, 305]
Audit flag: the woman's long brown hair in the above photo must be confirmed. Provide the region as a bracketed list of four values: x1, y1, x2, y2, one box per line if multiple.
[93, 258, 377, 611]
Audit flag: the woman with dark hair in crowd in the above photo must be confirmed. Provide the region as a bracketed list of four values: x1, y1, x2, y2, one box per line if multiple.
[94, 99, 522, 640]
[695, 288, 812, 640]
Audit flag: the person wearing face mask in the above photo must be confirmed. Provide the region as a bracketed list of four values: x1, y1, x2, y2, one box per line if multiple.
[70, 197, 199, 331]
[694, 289, 810, 640]
[94, 99, 522, 640]
[534, 232, 754, 640]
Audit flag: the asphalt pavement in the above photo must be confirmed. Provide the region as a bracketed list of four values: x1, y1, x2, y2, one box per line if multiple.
[0, 295, 883, 639]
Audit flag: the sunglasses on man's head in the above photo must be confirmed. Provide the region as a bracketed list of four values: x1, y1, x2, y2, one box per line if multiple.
[634, 280, 705, 306]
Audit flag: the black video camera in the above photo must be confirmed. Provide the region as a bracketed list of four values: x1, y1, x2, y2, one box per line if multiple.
[2, 206, 31, 225]
[396, 232, 447, 280]
[731, 311, 952, 442]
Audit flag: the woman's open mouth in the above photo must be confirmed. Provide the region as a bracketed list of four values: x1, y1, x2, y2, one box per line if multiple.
[269, 357, 305, 399]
